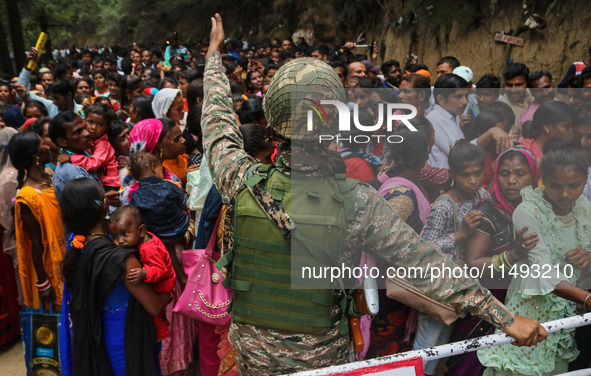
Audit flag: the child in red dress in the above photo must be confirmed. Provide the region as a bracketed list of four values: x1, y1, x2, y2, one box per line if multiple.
[108, 205, 176, 340]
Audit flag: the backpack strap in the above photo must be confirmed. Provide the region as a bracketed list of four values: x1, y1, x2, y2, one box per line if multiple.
[329, 173, 357, 222]
[245, 166, 295, 239]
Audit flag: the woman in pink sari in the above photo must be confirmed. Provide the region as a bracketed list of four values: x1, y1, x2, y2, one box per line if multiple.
[369, 119, 433, 358]
[378, 119, 432, 232]
[124, 118, 195, 375]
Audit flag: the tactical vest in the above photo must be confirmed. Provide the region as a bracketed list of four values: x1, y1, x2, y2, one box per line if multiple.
[219, 166, 360, 335]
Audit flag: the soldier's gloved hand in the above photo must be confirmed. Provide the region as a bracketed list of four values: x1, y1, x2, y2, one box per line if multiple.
[503, 314, 547, 347]
[209, 13, 225, 53]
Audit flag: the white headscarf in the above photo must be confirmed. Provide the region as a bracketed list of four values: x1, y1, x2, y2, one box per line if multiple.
[152, 88, 182, 118]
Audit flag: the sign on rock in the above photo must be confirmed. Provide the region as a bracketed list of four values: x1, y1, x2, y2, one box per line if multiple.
[494, 33, 525, 47]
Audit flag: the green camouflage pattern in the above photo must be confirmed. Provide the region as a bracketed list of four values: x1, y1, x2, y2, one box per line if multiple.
[262, 57, 345, 140]
[228, 319, 350, 375]
[202, 50, 514, 374]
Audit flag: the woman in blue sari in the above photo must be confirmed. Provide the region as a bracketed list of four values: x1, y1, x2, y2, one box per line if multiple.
[60, 178, 170, 376]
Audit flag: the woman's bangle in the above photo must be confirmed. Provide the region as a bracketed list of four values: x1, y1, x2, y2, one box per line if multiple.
[492, 254, 502, 272]
[584, 293, 591, 311]
[35, 279, 52, 291]
[505, 250, 517, 265]
[501, 251, 514, 269]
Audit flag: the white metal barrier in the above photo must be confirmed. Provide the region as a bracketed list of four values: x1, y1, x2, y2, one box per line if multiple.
[287, 312, 591, 376]
[554, 370, 591, 376]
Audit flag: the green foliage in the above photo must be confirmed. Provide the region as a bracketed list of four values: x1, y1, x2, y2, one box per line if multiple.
[105, 0, 275, 45]
[15, 0, 274, 47]
[9, 0, 523, 48]
[19, 0, 102, 46]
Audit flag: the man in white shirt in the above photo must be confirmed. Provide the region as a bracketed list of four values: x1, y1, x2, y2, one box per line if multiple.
[426, 74, 469, 168]
[499, 62, 534, 141]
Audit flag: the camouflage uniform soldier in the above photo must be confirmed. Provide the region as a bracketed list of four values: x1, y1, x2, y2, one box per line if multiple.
[202, 14, 547, 376]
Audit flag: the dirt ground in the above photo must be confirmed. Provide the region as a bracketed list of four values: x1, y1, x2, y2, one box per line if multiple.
[0, 339, 26, 375]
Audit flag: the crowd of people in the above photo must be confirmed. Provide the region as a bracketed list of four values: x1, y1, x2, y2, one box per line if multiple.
[0, 12, 590, 376]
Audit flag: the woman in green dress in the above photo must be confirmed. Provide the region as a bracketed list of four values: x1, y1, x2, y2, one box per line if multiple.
[478, 135, 591, 375]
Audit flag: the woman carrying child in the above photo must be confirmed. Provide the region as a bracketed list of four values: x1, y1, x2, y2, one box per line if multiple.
[123, 118, 185, 203]
[128, 151, 190, 242]
[124, 118, 194, 375]
[108, 204, 176, 342]
[60, 178, 170, 376]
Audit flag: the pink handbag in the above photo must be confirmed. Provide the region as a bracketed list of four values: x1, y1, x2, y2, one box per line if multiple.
[173, 216, 232, 326]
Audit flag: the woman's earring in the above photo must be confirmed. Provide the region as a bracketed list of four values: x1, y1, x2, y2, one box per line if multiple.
[450, 179, 454, 187]
[34, 155, 40, 166]
[160, 148, 164, 160]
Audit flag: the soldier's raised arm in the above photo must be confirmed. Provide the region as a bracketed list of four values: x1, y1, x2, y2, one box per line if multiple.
[201, 13, 260, 205]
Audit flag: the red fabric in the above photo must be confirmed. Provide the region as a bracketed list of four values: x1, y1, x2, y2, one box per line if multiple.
[372, 142, 384, 157]
[344, 157, 375, 182]
[520, 138, 543, 159]
[0, 235, 20, 346]
[70, 134, 120, 188]
[20, 117, 38, 132]
[418, 164, 450, 203]
[574, 61, 588, 74]
[198, 321, 221, 376]
[271, 142, 277, 163]
[139, 232, 176, 340]
[482, 153, 493, 189]
[139, 232, 176, 292]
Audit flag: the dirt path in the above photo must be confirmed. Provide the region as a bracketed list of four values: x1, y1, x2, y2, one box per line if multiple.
[0, 339, 26, 375]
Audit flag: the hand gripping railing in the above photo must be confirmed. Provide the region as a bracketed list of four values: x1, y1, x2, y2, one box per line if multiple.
[286, 312, 591, 376]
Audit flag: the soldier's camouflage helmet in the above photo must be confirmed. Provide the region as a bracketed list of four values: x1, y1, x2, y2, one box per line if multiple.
[263, 57, 345, 140]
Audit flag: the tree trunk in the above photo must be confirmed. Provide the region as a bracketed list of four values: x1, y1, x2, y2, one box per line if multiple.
[0, 16, 14, 76]
[5, 0, 25, 72]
